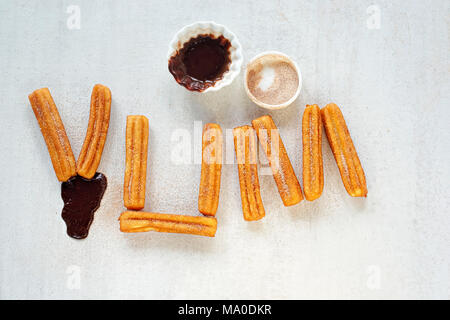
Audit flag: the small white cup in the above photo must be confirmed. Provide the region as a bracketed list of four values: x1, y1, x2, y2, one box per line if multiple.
[244, 51, 302, 109]
[168, 21, 243, 93]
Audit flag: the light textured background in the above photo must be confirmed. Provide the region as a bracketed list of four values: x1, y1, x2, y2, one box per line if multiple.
[0, 0, 449, 299]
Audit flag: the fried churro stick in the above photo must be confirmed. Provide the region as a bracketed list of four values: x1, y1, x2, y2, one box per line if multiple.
[76, 84, 111, 179]
[302, 105, 324, 201]
[233, 126, 265, 221]
[252, 115, 303, 206]
[198, 123, 223, 216]
[119, 211, 217, 237]
[321, 103, 367, 197]
[124, 115, 149, 210]
[29, 88, 76, 182]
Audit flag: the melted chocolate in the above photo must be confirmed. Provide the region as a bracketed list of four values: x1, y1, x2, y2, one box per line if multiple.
[61, 173, 107, 239]
[168, 34, 232, 92]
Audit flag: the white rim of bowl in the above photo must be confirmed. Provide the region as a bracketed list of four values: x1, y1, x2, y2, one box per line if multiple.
[244, 51, 302, 109]
[167, 21, 243, 93]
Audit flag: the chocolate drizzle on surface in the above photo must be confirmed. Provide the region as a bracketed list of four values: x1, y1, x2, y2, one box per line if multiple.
[168, 34, 232, 92]
[61, 172, 107, 239]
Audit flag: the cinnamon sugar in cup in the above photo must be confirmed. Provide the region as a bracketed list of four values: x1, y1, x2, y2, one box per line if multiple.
[244, 51, 302, 110]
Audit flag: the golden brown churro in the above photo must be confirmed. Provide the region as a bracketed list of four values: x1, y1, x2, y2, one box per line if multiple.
[123, 115, 149, 210]
[119, 211, 217, 237]
[198, 123, 223, 216]
[302, 105, 324, 201]
[29, 88, 76, 182]
[233, 126, 265, 221]
[76, 84, 112, 179]
[321, 103, 367, 197]
[252, 115, 303, 206]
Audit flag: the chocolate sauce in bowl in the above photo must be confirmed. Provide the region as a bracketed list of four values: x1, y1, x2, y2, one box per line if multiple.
[168, 34, 232, 92]
[61, 173, 107, 239]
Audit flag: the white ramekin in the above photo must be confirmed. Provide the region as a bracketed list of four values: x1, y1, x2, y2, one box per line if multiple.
[168, 21, 243, 93]
[244, 51, 302, 110]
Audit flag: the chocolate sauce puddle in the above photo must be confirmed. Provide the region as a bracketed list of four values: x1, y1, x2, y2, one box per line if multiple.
[61, 172, 107, 239]
[168, 34, 232, 92]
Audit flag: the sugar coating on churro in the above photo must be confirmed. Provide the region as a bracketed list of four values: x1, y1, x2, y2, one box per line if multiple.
[77, 84, 111, 179]
[29, 88, 76, 182]
[321, 103, 367, 197]
[252, 115, 303, 206]
[198, 123, 223, 216]
[124, 115, 149, 210]
[302, 104, 324, 201]
[119, 211, 217, 237]
[233, 125, 265, 221]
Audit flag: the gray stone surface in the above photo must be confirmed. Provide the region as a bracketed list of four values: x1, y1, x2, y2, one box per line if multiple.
[0, 0, 448, 299]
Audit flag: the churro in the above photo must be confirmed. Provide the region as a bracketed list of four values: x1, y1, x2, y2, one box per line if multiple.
[198, 123, 223, 216]
[233, 126, 265, 221]
[252, 115, 303, 206]
[119, 211, 217, 237]
[76, 84, 111, 179]
[77, 84, 111, 179]
[124, 115, 149, 210]
[29, 88, 76, 182]
[321, 103, 367, 197]
[302, 105, 324, 201]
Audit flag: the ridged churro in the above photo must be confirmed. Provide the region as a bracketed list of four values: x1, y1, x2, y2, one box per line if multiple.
[124, 115, 149, 210]
[198, 123, 223, 216]
[302, 105, 324, 201]
[252, 115, 303, 206]
[233, 126, 265, 221]
[119, 211, 217, 237]
[321, 103, 367, 197]
[76, 84, 111, 179]
[29, 88, 76, 182]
